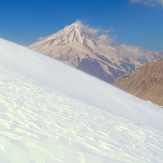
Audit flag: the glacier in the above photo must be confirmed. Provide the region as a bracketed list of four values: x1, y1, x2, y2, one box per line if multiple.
[0, 38, 163, 163]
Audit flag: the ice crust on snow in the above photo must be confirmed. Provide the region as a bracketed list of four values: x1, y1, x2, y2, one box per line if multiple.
[0, 38, 163, 163]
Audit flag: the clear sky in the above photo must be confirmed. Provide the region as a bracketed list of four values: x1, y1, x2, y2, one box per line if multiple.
[0, 0, 163, 51]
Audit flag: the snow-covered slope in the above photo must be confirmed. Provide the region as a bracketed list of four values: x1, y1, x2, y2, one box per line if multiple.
[28, 21, 163, 83]
[1, 38, 163, 163]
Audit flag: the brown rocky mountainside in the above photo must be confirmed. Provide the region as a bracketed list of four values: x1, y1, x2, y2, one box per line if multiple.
[28, 21, 163, 83]
[113, 60, 163, 106]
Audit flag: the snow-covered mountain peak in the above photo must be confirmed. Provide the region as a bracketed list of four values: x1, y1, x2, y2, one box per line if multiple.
[28, 22, 163, 82]
[66, 20, 88, 33]
[66, 21, 83, 29]
[43, 22, 92, 46]
[63, 22, 82, 33]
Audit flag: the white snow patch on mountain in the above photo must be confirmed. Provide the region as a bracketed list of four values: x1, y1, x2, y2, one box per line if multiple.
[0, 38, 163, 162]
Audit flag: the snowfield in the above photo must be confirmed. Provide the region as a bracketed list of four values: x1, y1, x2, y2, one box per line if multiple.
[0, 38, 163, 163]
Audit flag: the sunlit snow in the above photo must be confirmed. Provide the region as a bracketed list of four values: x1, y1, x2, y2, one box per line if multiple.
[0, 38, 163, 163]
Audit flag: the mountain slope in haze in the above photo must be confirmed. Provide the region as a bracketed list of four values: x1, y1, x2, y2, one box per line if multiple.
[1, 38, 163, 163]
[28, 21, 163, 83]
[113, 59, 163, 106]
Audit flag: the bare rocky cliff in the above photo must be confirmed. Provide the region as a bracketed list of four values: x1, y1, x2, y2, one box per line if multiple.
[113, 60, 163, 106]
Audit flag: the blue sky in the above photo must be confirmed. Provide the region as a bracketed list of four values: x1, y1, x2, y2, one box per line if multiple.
[0, 0, 163, 51]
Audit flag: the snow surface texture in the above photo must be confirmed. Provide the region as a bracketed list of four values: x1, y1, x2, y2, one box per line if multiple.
[0, 38, 163, 163]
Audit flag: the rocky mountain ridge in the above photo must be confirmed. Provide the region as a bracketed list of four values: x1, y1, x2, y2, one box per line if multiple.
[113, 59, 163, 106]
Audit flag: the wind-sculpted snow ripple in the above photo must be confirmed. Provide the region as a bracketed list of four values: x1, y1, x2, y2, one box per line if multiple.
[1, 67, 163, 163]
[117, 92, 161, 112]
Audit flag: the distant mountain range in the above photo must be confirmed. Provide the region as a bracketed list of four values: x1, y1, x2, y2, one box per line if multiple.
[113, 59, 163, 107]
[28, 21, 163, 83]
